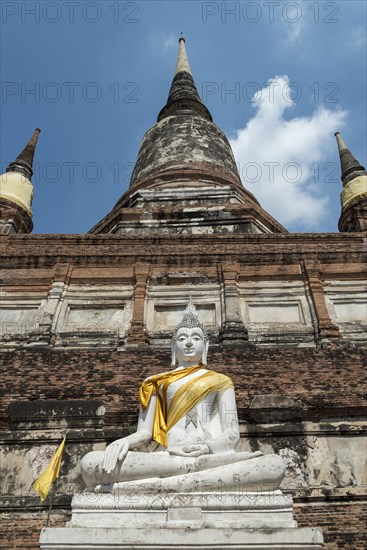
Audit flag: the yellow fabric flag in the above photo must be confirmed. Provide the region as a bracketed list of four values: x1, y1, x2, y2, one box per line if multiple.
[32, 437, 66, 501]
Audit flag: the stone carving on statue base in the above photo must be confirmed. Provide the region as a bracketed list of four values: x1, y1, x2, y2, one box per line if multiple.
[40, 302, 323, 549]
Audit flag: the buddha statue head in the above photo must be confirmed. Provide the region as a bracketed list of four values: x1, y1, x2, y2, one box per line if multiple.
[171, 302, 209, 367]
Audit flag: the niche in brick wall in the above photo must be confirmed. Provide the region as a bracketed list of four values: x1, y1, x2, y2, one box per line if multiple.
[0, 293, 47, 347]
[54, 285, 133, 348]
[238, 281, 316, 346]
[146, 284, 221, 345]
[325, 280, 367, 342]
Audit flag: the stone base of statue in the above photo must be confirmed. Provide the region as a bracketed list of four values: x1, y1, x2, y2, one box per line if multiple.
[40, 489, 323, 549]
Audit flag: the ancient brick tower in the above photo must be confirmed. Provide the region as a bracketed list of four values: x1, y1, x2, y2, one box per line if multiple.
[335, 132, 367, 231]
[0, 38, 366, 549]
[0, 128, 40, 234]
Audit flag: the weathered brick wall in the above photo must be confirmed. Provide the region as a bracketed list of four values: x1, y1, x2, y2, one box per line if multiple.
[1, 345, 366, 548]
[294, 503, 367, 550]
[0, 232, 364, 270]
[1, 231, 366, 548]
[1, 345, 366, 429]
[0, 511, 70, 549]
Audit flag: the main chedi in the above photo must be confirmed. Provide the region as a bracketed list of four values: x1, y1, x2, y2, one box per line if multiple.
[90, 37, 286, 240]
[41, 304, 323, 549]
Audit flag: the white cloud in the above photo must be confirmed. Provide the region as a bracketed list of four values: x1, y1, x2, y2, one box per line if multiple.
[283, 15, 304, 44]
[349, 25, 367, 50]
[229, 76, 348, 230]
[286, 20, 303, 43]
[277, 1, 306, 44]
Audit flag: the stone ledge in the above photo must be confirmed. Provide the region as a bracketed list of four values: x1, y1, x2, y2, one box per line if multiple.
[39, 491, 323, 548]
[40, 526, 324, 549]
[68, 491, 296, 530]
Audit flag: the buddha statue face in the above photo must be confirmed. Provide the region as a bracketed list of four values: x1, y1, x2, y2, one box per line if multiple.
[173, 327, 208, 366]
[171, 302, 209, 366]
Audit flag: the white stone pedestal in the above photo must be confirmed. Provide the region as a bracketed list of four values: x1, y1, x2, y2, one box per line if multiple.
[40, 490, 323, 549]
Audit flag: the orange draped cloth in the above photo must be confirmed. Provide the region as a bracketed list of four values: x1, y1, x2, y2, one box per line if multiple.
[139, 366, 233, 446]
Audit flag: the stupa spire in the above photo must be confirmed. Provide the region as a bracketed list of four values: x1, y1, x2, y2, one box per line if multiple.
[175, 35, 192, 75]
[335, 132, 367, 232]
[7, 128, 41, 181]
[157, 36, 212, 122]
[335, 131, 366, 186]
[0, 128, 41, 234]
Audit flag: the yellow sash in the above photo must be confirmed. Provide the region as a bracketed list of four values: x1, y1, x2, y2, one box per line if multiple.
[139, 366, 233, 446]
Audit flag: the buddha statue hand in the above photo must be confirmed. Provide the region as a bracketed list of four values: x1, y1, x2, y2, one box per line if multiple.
[103, 438, 130, 474]
[102, 429, 152, 474]
[168, 443, 210, 457]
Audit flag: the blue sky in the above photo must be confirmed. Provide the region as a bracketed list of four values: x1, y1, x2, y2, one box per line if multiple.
[1, 0, 366, 233]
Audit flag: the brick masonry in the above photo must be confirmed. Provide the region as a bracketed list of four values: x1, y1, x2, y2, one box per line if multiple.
[1, 231, 366, 548]
[1, 346, 367, 429]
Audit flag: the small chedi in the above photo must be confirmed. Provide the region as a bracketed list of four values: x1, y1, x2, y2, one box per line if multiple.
[40, 304, 324, 549]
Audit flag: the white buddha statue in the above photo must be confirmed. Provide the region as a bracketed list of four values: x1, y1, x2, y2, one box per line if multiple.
[81, 303, 285, 493]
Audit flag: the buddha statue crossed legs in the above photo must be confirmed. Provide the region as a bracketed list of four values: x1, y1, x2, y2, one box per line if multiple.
[80, 303, 285, 493]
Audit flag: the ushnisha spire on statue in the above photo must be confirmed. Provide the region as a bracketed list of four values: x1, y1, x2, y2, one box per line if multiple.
[172, 301, 208, 342]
